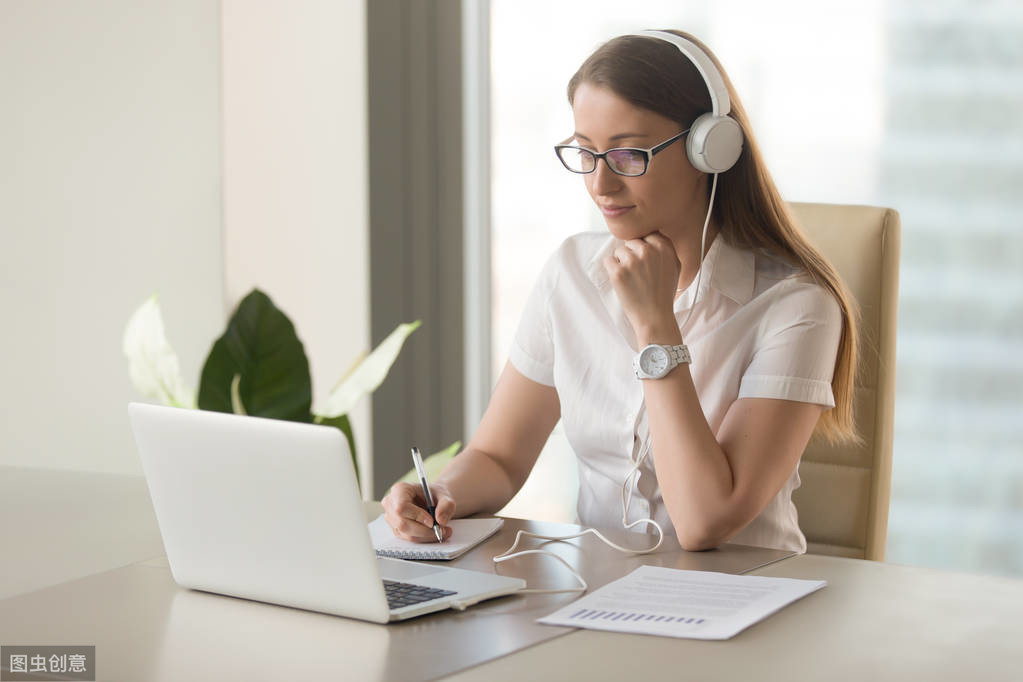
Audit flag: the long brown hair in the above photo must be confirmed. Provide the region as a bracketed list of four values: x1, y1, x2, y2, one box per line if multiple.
[568, 30, 859, 443]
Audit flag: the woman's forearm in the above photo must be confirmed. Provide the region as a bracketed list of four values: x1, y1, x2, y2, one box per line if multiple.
[433, 446, 523, 518]
[637, 325, 738, 548]
[643, 366, 738, 545]
[430, 363, 561, 521]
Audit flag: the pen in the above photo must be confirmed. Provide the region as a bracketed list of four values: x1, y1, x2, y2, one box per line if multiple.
[411, 447, 444, 543]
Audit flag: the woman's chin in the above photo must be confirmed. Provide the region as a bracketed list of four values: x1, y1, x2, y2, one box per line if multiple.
[605, 222, 654, 242]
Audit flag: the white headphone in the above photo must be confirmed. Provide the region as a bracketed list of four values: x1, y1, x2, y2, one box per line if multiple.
[630, 30, 744, 174]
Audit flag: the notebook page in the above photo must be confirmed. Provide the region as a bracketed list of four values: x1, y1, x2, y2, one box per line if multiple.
[368, 515, 504, 560]
[539, 564, 825, 640]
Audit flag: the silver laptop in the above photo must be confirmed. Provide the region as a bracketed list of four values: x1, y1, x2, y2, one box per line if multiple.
[128, 402, 525, 623]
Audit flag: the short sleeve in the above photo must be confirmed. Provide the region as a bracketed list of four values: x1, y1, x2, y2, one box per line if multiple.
[739, 281, 843, 408]
[507, 250, 561, 387]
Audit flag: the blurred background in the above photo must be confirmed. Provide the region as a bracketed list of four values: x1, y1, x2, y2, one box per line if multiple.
[491, 0, 1023, 576]
[1, 0, 1020, 579]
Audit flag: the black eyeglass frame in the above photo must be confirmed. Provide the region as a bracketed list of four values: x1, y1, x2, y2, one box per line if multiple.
[554, 128, 691, 177]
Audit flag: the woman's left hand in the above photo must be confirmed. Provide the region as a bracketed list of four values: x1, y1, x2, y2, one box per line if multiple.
[603, 232, 681, 341]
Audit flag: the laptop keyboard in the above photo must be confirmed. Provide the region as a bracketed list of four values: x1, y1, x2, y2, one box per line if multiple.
[383, 579, 456, 609]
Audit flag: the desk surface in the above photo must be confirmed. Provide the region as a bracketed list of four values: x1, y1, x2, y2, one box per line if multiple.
[3, 468, 1023, 681]
[448, 553, 1023, 682]
[4, 544, 1022, 682]
[0, 507, 794, 682]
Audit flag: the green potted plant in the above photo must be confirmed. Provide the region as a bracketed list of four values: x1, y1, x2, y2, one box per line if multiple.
[123, 288, 458, 484]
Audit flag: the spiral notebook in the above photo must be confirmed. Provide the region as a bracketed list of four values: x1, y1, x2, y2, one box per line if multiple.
[368, 514, 504, 560]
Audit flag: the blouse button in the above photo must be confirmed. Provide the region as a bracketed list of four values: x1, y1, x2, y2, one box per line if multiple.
[625, 412, 635, 423]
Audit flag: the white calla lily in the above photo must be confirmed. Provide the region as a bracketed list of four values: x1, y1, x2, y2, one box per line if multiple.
[317, 320, 421, 418]
[122, 294, 196, 409]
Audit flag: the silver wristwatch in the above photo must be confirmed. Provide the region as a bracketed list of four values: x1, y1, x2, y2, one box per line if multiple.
[633, 343, 691, 379]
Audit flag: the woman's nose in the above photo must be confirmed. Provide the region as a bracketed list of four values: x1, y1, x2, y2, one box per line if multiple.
[590, 157, 623, 195]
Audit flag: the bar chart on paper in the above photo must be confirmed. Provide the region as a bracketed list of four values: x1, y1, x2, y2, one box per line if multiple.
[567, 609, 706, 625]
[538, 565, 826, 640]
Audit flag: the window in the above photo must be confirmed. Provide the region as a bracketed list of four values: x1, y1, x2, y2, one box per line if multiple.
[487, 0, 1023, 576]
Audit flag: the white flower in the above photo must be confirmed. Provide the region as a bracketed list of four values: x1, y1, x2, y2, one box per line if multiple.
[122, 294, 196, 408]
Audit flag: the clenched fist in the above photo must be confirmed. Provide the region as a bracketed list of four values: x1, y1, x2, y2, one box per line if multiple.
[603, 231, 682, 342]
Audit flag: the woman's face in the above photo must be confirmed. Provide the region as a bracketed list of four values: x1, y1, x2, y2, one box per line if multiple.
[570, 82, 706, 243]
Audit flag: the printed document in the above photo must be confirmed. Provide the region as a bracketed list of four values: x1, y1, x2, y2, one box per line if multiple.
[538, 565, 825, 640]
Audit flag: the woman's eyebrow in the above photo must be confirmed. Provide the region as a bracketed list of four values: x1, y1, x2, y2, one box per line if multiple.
[573, 131, 650, 142]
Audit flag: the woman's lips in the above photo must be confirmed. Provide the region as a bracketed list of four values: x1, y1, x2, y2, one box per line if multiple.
[600, 204, 634, 218]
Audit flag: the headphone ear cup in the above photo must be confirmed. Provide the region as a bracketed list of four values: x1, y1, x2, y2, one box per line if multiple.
[685, 113, 744, 174]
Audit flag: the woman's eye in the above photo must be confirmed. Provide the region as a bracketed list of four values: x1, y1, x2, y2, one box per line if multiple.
[608, 150, 645, 174]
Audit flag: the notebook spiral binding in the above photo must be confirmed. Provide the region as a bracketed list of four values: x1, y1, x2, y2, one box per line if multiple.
[377, 549, 446, 560]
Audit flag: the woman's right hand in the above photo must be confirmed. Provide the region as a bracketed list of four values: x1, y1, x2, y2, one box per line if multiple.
[381, 481, 456, 543]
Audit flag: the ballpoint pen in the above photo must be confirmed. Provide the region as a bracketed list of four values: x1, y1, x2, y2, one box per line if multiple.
[410, 446, 444, 543]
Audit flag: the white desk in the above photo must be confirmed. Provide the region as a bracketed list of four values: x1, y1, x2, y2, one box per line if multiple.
[3, 467, 1023, 681]
[448, 553, 1023, 681]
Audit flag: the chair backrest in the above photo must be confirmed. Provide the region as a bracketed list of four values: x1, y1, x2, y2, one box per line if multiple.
[788, 202, 900, 561]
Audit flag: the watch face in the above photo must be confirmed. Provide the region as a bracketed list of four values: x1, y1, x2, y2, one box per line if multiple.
[639, 346, 670, 377]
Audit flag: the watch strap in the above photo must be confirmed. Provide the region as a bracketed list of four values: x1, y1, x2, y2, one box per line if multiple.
[667, 343, 691, 365]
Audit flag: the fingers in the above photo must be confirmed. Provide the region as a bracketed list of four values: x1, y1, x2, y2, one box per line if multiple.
[381, 482, 436, 542]
[633, 232, 677, 258]
[616, 233, 675, 261]
[642, 231, 671, 248]
[606, 241, 657, 276]
[381, 481, 455, 543]
[621, 239, 648, 258]
[602, 253, 623, 282]
[434, 495, 455, 526]
[608, 245, 635, 267]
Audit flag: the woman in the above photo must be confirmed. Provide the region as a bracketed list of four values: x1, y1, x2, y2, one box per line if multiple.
[383, 30, 858, 553]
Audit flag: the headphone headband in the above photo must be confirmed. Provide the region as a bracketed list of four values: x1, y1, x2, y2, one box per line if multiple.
[630, 30, 731, 117]
[628, 29, 742, 174]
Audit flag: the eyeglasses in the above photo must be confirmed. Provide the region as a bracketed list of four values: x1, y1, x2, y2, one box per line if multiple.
[554, 129, 691, 177]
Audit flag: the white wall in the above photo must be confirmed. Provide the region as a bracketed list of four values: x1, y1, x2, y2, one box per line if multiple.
[220, 1, 372, 494]
[0, 0, 371, 483]
[0, 0, 225, 474]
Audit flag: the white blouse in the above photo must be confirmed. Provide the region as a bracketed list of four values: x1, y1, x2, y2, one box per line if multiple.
[508, 232, 843, 552]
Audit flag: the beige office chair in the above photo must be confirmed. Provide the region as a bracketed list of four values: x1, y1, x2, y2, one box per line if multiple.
[787, 202, 900, 561]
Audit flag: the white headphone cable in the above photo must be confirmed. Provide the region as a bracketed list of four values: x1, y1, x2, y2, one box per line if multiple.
[678, 170, 717, 332]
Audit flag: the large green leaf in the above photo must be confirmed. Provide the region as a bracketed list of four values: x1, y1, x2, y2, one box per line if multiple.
[198, 289, 312, 422]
